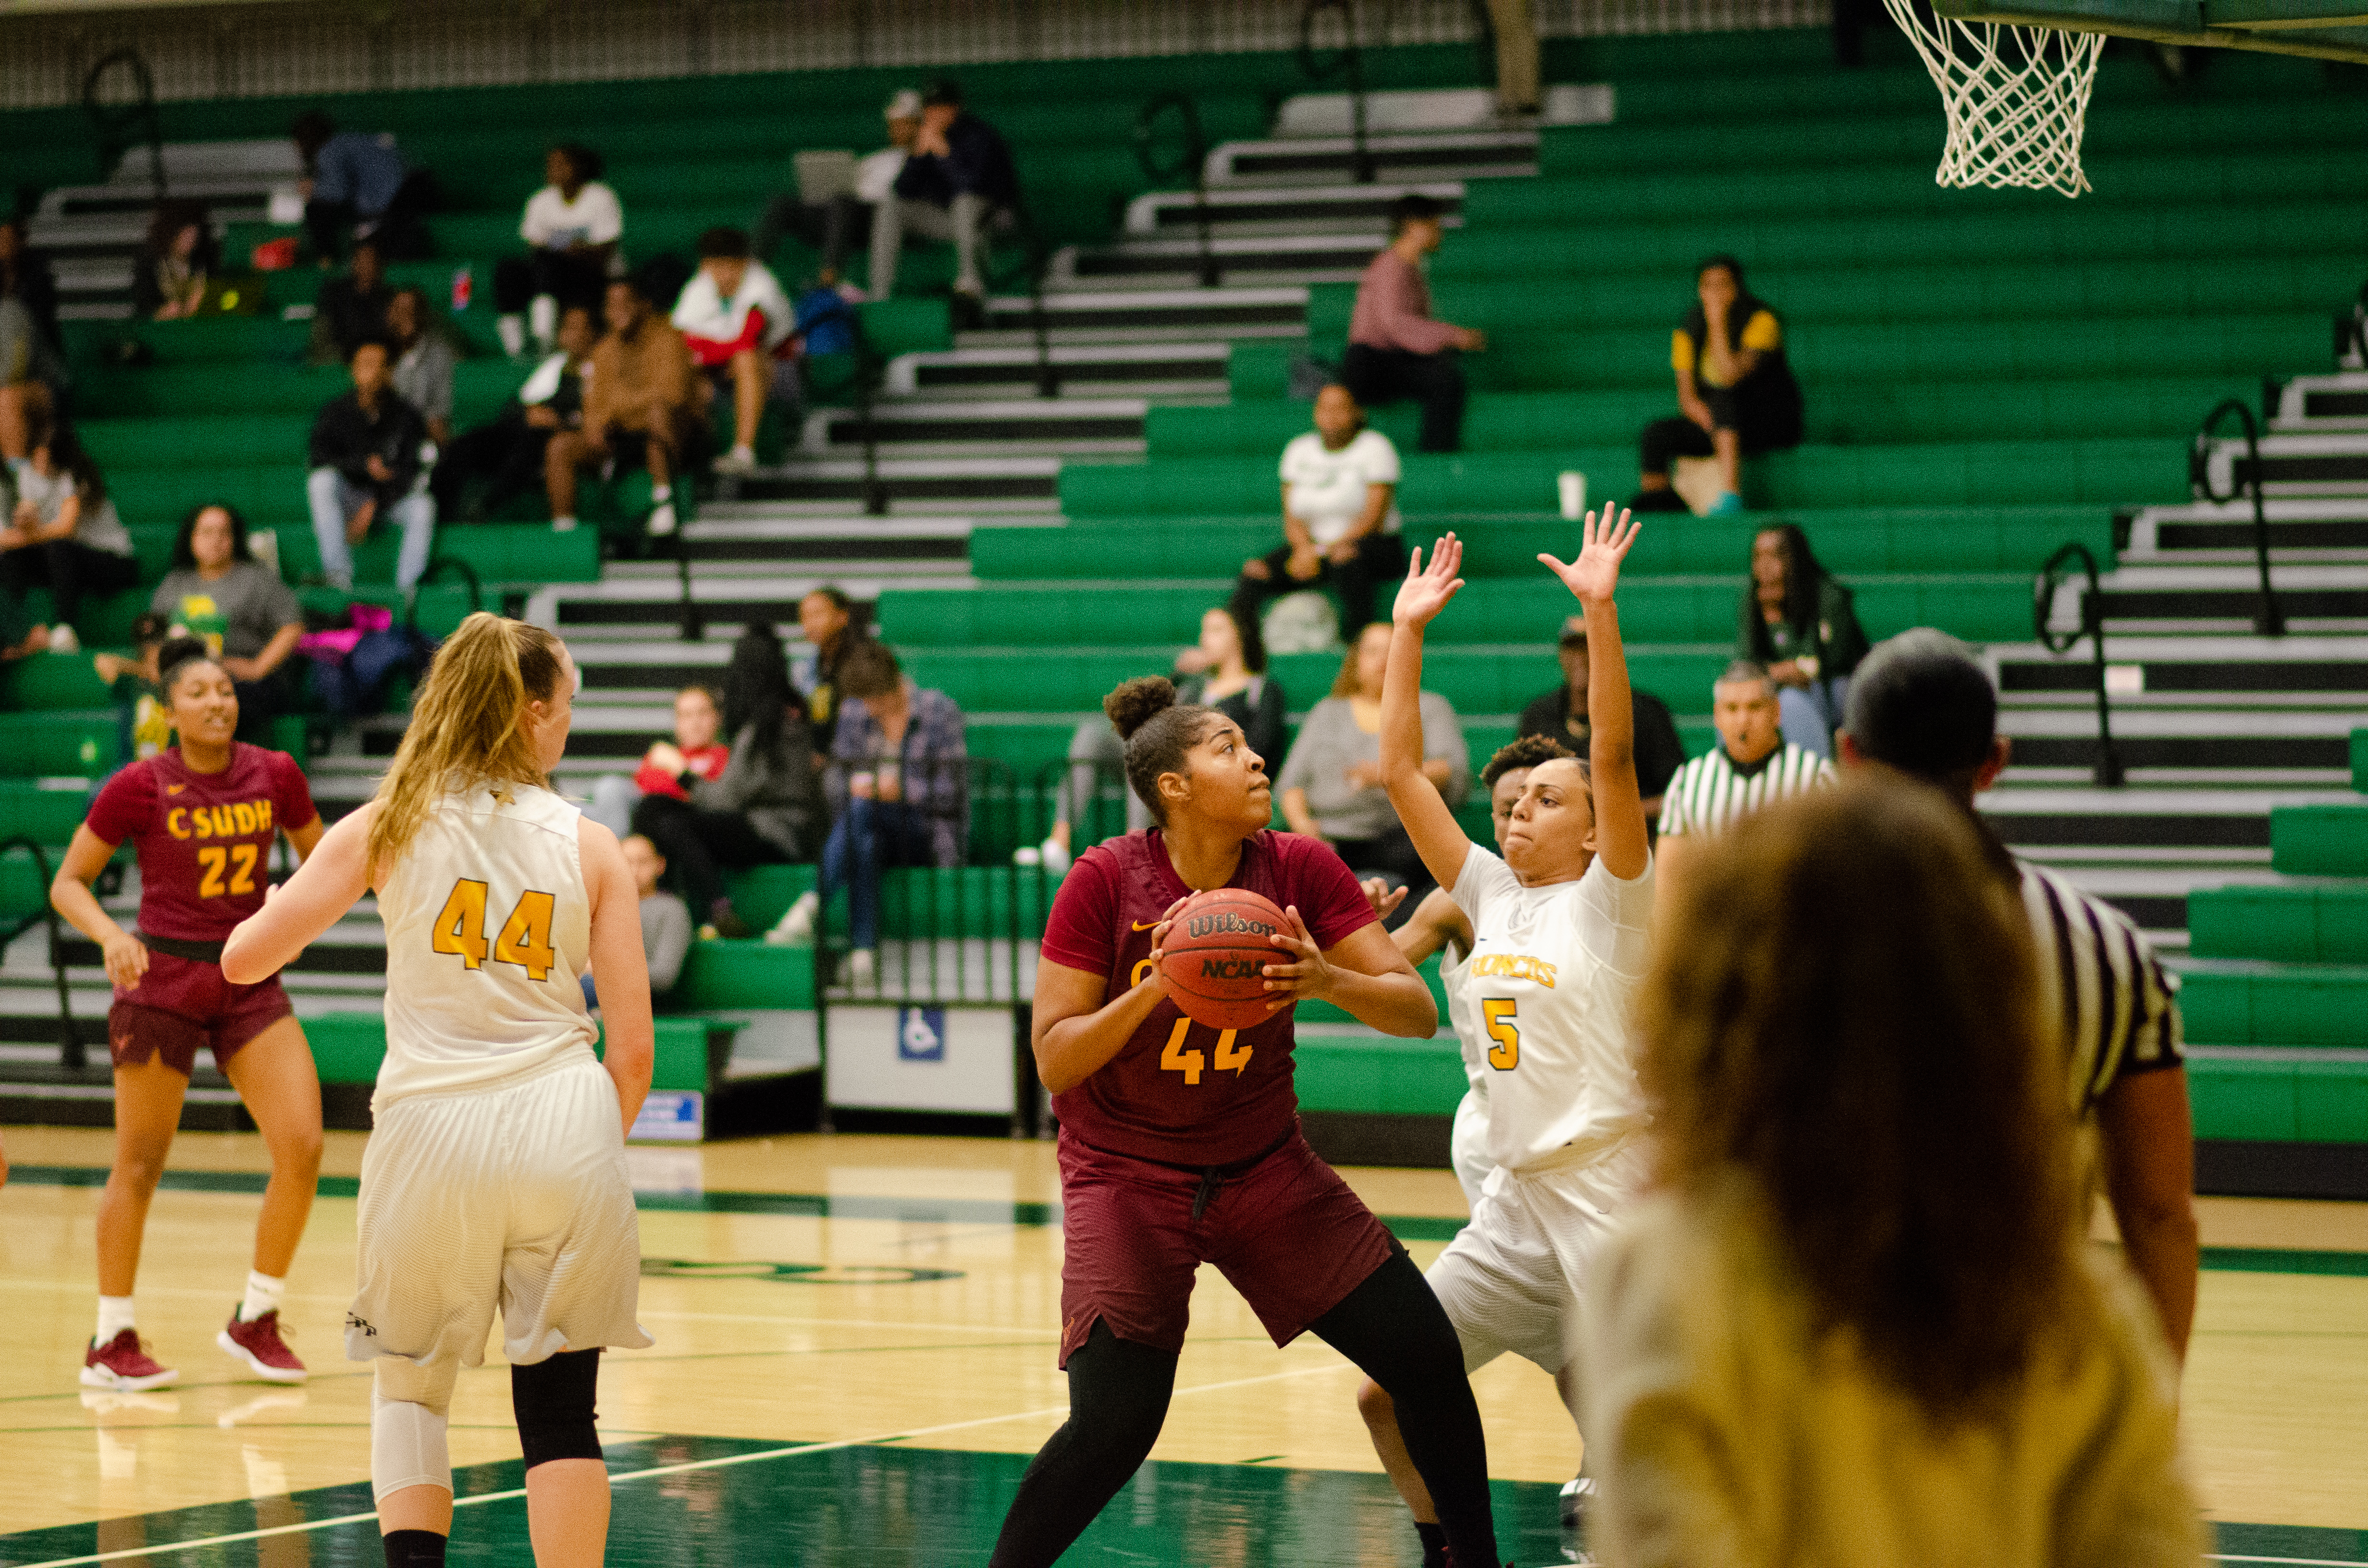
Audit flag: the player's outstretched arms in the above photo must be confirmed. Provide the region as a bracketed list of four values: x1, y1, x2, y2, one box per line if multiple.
[1386, 885, 1469, 968]
[1540, 507, 1650, 882]
[580, 815, 654, 1135]
[1031, 894, 1190, 1094]
[222, 804, 377, 984]
[1382, 536, 1475, 894]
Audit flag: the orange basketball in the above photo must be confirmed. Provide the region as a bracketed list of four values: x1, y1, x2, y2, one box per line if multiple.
[1159, 889, 1293, 1032]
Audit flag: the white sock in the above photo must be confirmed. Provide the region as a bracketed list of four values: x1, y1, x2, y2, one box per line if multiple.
[551, 514, 579, 532]
[651, 483, 672, 502]
[239, 1271, 286, 1323]
[528, 293, 558, 346]
[496, 313, 527, 358]
[729, 443, 755, 461]
[96, 1295, 136, 1343]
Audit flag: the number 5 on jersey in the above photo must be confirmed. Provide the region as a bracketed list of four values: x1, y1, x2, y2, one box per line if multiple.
[1482, 999, 1519, 1071]
[431, 878, 558, 981]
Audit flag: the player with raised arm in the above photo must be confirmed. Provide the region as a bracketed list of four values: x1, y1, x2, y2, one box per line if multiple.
[51, 635, 326, 1391]
[987, 676, 1504, 1568]
[1356, 512, 1654, 1566]
[223, 613, 654, 1568]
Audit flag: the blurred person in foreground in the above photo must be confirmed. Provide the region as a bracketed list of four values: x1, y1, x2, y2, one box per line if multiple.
[1583, 780, 2203, 1568]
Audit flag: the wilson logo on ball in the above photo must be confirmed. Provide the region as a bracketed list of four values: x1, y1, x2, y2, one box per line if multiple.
[1186, 912, 1276, 940]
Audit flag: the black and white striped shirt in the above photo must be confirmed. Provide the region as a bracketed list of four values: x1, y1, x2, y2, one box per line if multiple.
[2018, 860, 2183, 1111]
[1658, 742, 1834, 840]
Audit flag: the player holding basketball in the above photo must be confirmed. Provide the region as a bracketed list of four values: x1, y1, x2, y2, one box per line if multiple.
[988, 676, 1505, 1568]
[224, 613, 653, 1568]
[1358, 512, 1653, 1566]
[51, 635, 325, 1391]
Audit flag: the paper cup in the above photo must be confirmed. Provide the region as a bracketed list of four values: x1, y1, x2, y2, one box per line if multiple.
[1557, 470, 1586, 521]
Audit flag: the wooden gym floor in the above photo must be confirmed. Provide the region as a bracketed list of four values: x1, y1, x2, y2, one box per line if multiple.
[1, 1126, 2364, 1565]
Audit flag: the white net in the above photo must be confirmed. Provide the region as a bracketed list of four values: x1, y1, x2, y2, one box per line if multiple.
[1880, 0, 2105, 197]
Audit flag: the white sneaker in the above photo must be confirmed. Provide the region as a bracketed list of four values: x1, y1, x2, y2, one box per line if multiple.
[712, 445, 758, 476]
[845, 948, 876, 989]
[45, 624, 78, 655]
[765, 891, 820, 946]
[646, 501, 678, 538]
[1012, 846, 1041, 867]
[1037, 835, 1071, 876]
[550, 514, 579, 533]
[496, 313, 527, 359]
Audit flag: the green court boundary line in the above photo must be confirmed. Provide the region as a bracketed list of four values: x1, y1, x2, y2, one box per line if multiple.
[8, 1166, 2367, 1273]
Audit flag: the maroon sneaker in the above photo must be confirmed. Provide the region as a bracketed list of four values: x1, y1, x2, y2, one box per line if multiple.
[82, 1329, 177, 1391]
[217, 1309, 307, 1383]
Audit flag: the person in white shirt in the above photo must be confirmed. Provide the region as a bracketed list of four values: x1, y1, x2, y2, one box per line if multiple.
[1359, 514, 1653, 1568]
[223, 612, 654, 1568]
[671, 227, 798, 475]
[1228, 382, 1404, 642]
[1654, 658, 1834, 906]
[753, 89, 921, 284]
[495, 143, 624, 360]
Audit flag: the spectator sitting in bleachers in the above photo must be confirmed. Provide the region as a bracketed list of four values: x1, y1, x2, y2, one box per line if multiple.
[385, 285, 457, 446]
[1517, 612, 1688, 829]
[582, 833, 693, 1014]
[796, 585, 867, 752]
[1026, 602, 1287, 875]
[1228, 382, 1404, 645]
[0, 219, 63, 465]
[634, 624, 826, 940]
[0, 219, 61, 351]
[768, 640, 967, 987]
[587, 682, 732, 841]
[148, 502, 303, 746]
[1738, 521, 1868, 759]
[756, 89, 922, 285]
[133, 199, 216, 320]
[431, 302, 594, 522]
[92, 610, 174, 762]
[291, 110, 431, 265]
[496, 143, 622, 361]
[672, 227, 798, 476]
[0, 415, 138, 657]
[306, 336, 435, 591]
[1630, 255, 1803, 517]
[868, 79, 1017, 327]
[1279, 619, 1469, 907]
[305, 236, 393, 367]
[1341, 193, 1485, 454]
[545, 278, 697, 539]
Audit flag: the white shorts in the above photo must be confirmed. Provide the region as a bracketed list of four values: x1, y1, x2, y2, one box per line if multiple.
[1427, 1141, 1648, 1377]
[1449, 1088, 1493, 1214]
[347, 1055, 652, 1410]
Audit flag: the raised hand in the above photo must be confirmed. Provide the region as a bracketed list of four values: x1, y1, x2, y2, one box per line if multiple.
[1539, 505, 1641, 607]
[1391, 533, 1465, 630]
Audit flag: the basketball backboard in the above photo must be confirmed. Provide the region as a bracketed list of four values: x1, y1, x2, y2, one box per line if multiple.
[1935, 0, 2368, 63]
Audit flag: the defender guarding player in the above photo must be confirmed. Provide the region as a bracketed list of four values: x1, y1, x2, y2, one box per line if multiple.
[52, 636, 326, 1391]
[225, 613, 654, 1568]
[1359, 514, 1654, 1566]
[988, 676, 1504, 1568]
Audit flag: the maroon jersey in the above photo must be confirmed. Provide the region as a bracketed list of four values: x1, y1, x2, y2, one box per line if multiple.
[84, 745, 318, 943]
[1039, 829, 1380, 1166]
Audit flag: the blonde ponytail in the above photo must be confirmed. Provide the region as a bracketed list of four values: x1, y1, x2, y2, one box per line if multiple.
[366, 612, 568, 874]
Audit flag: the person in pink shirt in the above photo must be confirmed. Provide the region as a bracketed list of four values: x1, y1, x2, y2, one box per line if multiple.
[1340, 194, 1486, 453]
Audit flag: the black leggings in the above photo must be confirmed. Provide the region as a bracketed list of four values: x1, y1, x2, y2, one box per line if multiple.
[987, 1250, 1496, 1568]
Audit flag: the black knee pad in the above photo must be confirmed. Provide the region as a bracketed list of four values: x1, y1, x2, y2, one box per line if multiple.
[511, 1349, 603, 1470]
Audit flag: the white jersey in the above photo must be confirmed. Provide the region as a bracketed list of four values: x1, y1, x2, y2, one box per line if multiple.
[375, 783, 597, 1110]
[1449, 844, 1654, 1175]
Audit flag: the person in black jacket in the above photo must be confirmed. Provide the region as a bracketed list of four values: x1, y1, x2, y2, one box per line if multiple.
[431, 303, 594, 522]
[306, 237, 393, 365]
[1516, 614, 1689, 831]
[1629, 255, 1803, 518]
[306, 337, 435, 590]
[865, 79, 1017, 321]
[1736, 522, 1868, 759]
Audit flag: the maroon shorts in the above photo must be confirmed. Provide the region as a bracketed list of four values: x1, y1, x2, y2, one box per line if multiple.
[109, 950, 294, 1078]
[1055, 1126, 1398, 1367]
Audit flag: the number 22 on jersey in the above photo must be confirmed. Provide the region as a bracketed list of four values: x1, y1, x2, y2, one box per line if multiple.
[430, 878, 558, 981]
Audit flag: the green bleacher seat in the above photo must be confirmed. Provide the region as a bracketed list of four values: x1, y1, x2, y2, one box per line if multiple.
[2189, 1057, 2368, 1143]
[2272, 806, 2368, 877]
[0, 711, 120, 776]
[0, 654, 118, 712]
[0, 779, 93, 846]
[1294, 1034, 1467, 1117]
[2188, 886, 2368, 965]
[675, 940, 816, 1012]
[306, 1010, 722, 1092]
[2353, 728, 2367, 792]
[2177, 963, 2368, 1049]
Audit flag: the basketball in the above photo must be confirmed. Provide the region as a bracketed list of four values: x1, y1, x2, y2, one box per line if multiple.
[1160, 889, 1292, 1032]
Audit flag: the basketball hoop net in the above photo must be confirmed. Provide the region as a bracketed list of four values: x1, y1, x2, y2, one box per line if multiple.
[1880, 1, 2105, 198]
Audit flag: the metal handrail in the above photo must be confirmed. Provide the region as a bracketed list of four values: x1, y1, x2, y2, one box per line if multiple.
[1299, 0, 1377, 184]
[848, 306, 890, 517]
[81, 48, 165, 196]
[2191, 397, 2286, 637]
[2034, 541, 2125, 789]
[1134, 93, 1220, 290]
[982, 200, 1060, 400]
[0, 837, 84, 1071]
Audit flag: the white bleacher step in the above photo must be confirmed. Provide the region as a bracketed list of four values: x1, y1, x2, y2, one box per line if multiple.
[888, 342, 1228, 401]
[1122, 180, 1461, 238]
[1270, 83, 1614, 137]
[800, 397, 1146, 459]
[714, 454, 1058, 515]
[1992, 705, 2357, 782]
[1207, 129, 1537, 186]
[2194, 429, 2368, 498]
[2123, 497, 2368, 564]
[2272, 372, 2368, 431]
[1979, 783, 2361, 857]
[1052, 234, 1381, 288]
[1993, 634, 2368, 706]
[965, 285, 1308, 345]
[2054, 562, 2368, 634]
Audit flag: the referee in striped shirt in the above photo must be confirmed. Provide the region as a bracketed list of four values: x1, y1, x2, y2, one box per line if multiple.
[1656, 660, 1834, 904]
[1839, 629, 2197, 1363]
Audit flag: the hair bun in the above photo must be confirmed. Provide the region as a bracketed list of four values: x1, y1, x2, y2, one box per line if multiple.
[156, 635, 215, 682]
[1103, 676, 1177, 741]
